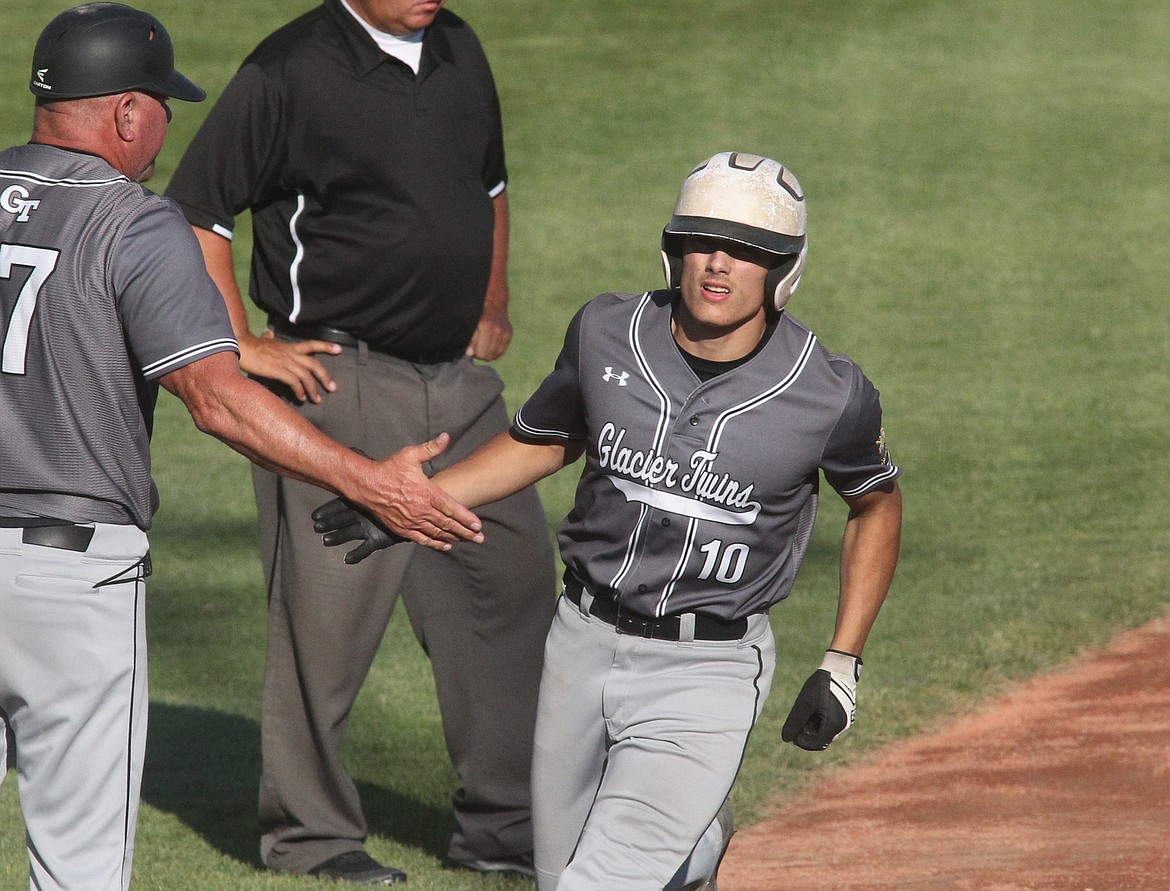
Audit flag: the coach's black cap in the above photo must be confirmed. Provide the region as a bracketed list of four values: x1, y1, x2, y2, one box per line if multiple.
[29, 2, 205, 102]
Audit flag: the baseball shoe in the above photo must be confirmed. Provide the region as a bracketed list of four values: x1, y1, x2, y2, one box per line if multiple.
[447, 852, 536, 880]
[307, 851, 407, 884]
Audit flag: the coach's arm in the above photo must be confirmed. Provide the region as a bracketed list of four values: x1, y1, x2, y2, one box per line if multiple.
[160, 350, 483, 550]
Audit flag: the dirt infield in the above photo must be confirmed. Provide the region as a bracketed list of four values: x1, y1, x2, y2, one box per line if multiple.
[719, 615, 1170, 891]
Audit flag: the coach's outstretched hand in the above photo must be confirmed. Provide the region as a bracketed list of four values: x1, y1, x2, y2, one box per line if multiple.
[313, 497, 403, 564]
[328, 435, 484, 553]
[315, 437, 482, 561]
[781, 650, 862, 751]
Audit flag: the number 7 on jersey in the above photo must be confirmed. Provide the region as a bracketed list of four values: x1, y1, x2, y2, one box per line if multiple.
[1, 242, 59, 375]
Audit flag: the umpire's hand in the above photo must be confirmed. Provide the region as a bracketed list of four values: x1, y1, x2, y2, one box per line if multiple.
[781, 650, 862, 751]
[312, 497, 404, 564]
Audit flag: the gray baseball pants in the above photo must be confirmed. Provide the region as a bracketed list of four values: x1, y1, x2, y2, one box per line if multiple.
[532, 592, 775, 889]
[253, 346, 557, 872]
[1, 522, 150, 891]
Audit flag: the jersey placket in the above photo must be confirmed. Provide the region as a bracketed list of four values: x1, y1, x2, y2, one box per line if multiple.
[620, 390, 714, 618]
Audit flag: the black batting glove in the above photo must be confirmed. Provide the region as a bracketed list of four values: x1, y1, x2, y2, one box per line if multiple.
[781, 649, 862, 751]
[311, 497, 403, 564]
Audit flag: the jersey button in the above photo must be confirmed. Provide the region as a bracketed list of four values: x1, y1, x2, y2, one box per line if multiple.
[689, 416, 699, 426]
[638, 584, 648, 593]
[661, 518, 671, 527]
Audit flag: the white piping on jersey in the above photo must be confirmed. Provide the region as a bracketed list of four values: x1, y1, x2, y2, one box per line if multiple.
[708, 331, 818, 454]
[614, 501, 651, 595]
[630, 292, 672, 452]
[654, 330, 818, 617]
[511, 409, 580, 441]
[662, 517, 701, 616]
[0, 168, 128, 188]
[609, 293, 671, 592]
[141, 337, 239, 380]
[839, 463, 900, 498]
[287, 193, 307, 323]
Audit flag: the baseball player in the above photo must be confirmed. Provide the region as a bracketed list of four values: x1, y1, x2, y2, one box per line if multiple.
[315, 151, 903, 889]
[0, 6, 480, 890]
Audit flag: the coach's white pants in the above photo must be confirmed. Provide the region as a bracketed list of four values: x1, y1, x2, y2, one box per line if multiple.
[0, 523, 149, 891]
[533, 595, 775, 890]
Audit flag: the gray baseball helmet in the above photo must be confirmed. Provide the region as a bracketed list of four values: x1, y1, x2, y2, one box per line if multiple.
[29, 3, 205, 102]
[661, 152, 808, 311]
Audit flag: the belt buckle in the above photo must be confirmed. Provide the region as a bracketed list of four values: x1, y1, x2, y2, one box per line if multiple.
[615, 608, 657, 639]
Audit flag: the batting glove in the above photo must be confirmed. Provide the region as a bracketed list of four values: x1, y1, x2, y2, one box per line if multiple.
[781, 649, 862, 751]
[311, 497, 403, 564]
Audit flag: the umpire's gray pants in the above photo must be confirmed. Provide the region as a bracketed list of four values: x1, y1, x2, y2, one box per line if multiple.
[253, 347, 556, 872]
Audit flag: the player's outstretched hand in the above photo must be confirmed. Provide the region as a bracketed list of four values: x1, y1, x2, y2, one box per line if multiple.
[312, 498, 401, 564]
[781, 650, 862, 751]
[342, 434, 484, 552]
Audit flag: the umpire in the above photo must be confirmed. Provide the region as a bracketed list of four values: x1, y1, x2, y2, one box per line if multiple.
[0, 5, 481, 890]
[165, 0, 556, 883]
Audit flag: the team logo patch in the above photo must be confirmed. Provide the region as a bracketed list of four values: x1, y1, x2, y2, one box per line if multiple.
[602, 366, 629, 387]
[875, 427, 890, 466]
[1, 185, 41, 222]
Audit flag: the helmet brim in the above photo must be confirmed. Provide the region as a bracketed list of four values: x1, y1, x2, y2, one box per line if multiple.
[146, 68, 205, 103]
[662, 216, 805, 258]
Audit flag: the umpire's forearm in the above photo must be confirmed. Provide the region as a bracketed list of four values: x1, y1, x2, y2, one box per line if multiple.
[192, 226, 253, 341]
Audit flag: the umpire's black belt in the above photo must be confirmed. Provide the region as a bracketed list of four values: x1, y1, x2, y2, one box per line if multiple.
[269, 318, 464, 365]
[0, 517, 95, 552]
[563, 576, 748, 642]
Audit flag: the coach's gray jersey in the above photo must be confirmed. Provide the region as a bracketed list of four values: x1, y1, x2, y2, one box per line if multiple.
[514, 289, 900, 621]
[0, 145, 237, 529]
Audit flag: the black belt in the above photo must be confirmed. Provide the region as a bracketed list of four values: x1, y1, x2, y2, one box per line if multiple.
[0, 518, 95, 552]
[563, 576, 748, 642]
[269, 318, 464, 365]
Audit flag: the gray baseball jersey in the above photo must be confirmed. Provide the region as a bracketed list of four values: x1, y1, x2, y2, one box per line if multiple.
[514, 288, 900, 621]
[0, 144, 238, 529]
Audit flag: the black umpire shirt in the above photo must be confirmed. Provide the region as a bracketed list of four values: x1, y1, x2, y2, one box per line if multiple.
[166, 1, 507, 360]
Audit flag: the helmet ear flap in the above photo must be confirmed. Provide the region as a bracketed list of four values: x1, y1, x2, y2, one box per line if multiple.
[766, 240, 808, 312]
[661, 230, 683, 289]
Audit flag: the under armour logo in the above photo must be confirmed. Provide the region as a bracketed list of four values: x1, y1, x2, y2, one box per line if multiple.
[602, 367, 629, 386]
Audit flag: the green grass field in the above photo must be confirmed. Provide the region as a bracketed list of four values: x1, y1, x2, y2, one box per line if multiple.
[3, 0, 1169, 888]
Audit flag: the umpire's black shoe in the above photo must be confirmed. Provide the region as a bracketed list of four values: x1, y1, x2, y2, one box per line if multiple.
[448, 852, 536, 879]
[308, 851, 407, 884]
